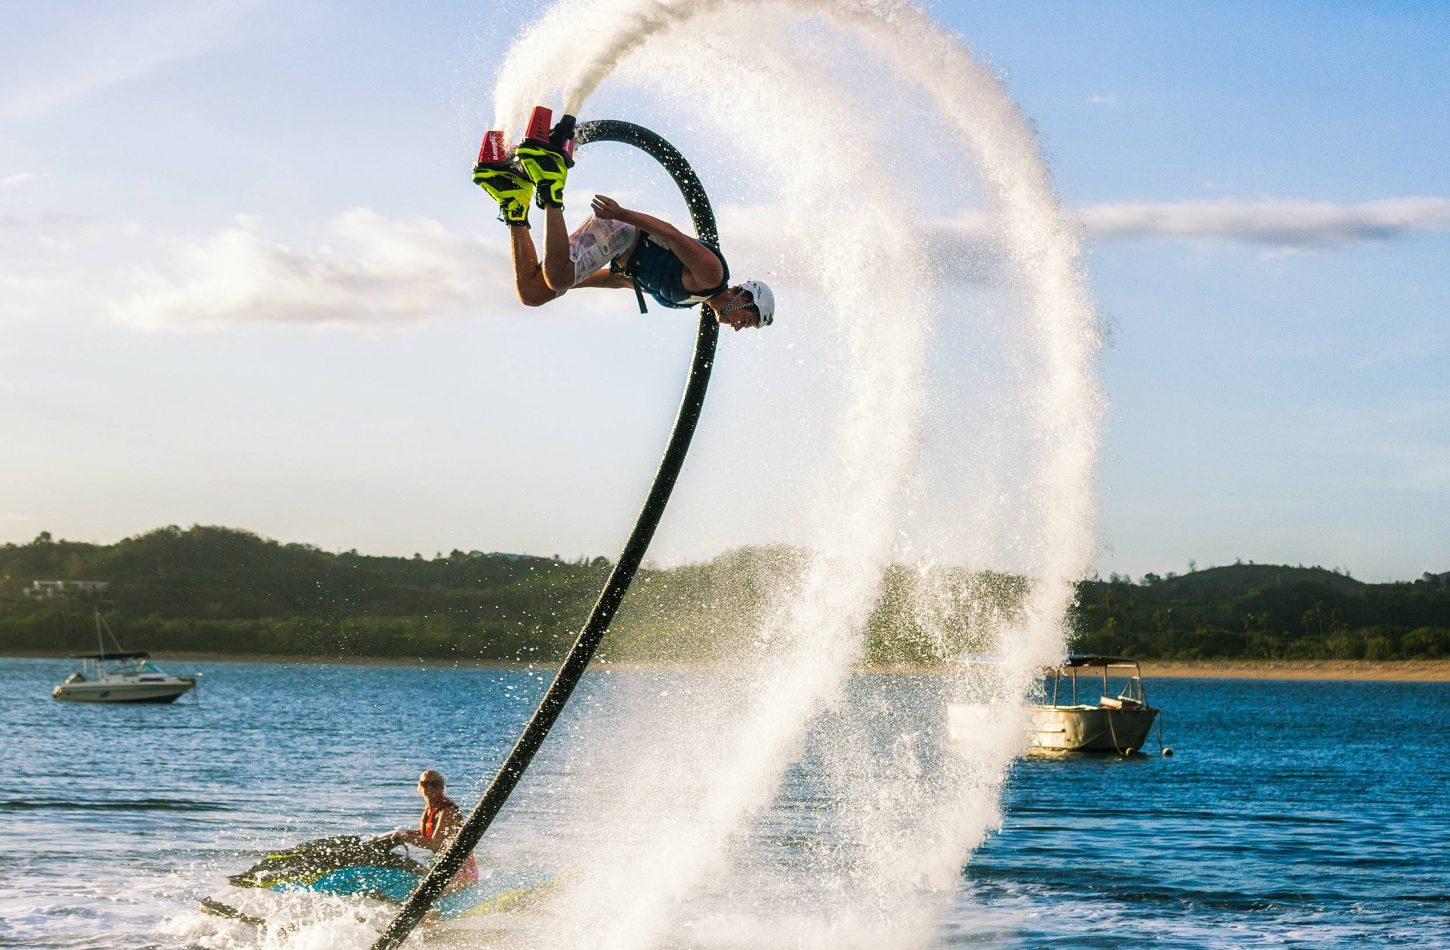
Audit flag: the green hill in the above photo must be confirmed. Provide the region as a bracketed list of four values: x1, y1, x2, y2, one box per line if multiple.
[1076, 563, 1448, 661]
[1148, 563, 1366, 599]
[2, 527, 1446, 663]
[0, 526, 609, 661]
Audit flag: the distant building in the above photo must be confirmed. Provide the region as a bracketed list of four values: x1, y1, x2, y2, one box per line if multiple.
[25, 580, 110, 599]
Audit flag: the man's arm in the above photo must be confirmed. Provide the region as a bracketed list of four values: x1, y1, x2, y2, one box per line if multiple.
[574, 267, 634, 290]
[591, 196, 724, 291]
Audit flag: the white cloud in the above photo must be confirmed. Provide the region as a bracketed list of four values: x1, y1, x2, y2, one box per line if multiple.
[921, 197, 1450, 258]
[1078, 197, 1450, 247]
[1, 172, 37, 188]
[113, 210, 512, 329]
[1087, 94, 1117, 106]
[104, 194, 1450, 331]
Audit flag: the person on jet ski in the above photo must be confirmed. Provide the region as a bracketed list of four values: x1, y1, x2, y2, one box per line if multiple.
[380, 770, 478, 890]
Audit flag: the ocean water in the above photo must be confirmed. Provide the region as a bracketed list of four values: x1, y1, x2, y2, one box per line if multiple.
[1, 657, 1445, 949]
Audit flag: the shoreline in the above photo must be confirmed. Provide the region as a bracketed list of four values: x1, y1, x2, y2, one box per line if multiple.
[8, 651, 1449, 681]
[1139, 659, 1450, 682]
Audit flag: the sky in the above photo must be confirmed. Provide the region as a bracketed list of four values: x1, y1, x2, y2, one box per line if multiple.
[1, 0, 1447, 582]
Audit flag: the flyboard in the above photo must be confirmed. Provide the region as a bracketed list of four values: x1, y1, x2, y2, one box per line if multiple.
[201, 113, 722, 947]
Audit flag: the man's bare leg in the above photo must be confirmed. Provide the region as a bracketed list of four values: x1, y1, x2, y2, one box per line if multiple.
[515, 119, 574, 292]
[538, 206, 574, 292]
[510, 227, 560, 307]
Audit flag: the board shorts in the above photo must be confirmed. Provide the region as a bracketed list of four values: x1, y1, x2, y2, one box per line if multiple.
[569, 214, 638, 285]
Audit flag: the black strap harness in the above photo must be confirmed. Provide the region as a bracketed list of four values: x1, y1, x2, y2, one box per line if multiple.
[611, 234, 729, 314]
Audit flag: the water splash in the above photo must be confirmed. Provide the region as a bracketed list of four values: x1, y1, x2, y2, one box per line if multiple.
[483, 1, 1102, 947]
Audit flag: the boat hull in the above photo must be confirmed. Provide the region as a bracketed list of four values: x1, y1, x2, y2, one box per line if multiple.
[1030, 705, 1157, 752]
[53, 680, 195, 704]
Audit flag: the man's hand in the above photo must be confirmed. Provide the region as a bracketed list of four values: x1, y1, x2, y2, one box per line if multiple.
[591, 195, 625, 220]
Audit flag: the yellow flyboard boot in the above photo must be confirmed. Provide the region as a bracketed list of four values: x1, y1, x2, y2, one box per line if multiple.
[514, 106, 576, 210]
[473, 130, 534, 227]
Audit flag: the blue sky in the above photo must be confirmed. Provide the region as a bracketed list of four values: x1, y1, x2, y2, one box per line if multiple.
[1, 0, 1446, 582]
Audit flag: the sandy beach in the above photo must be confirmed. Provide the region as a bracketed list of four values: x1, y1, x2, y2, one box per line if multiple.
[1141, 659, 1450, 682]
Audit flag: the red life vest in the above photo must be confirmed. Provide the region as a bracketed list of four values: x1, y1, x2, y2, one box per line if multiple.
[420, 796, 478, 886]
[420, 797, 457, 840]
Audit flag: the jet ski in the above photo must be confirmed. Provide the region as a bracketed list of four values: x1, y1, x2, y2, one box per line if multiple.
[201, 834, 562, 937]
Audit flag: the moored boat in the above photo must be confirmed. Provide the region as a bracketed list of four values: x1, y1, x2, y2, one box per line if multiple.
[52, 611, 197, 704]
[1027, 654, 1158, 753]
[946, 653, 1161, 755]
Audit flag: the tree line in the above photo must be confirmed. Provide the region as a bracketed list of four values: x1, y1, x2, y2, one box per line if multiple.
[2, 527, 1446, 663]
[1072, 563, 1450, 661]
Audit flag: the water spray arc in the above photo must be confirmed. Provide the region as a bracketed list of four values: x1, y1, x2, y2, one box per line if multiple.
[372, 119, 722, 950]
[372, 2, 1102, 944]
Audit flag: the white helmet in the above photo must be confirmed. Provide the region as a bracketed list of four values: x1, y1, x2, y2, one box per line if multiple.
[740, 278, 775, 327]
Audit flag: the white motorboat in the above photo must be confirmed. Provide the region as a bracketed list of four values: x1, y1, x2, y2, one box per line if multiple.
[946, 654, 1160, 755]
[52, 612, 197, 704]
[1026, 654, 1158, 753]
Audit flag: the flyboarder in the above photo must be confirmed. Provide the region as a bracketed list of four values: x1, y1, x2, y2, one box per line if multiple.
[472, 108, 775, 331]
[379, 770, 479, 892]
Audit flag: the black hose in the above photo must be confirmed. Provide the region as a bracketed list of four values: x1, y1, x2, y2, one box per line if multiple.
[372, 120, 720, 950]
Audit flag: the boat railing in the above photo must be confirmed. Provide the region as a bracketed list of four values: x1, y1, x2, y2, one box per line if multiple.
[1040, 656, 1153, 710]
